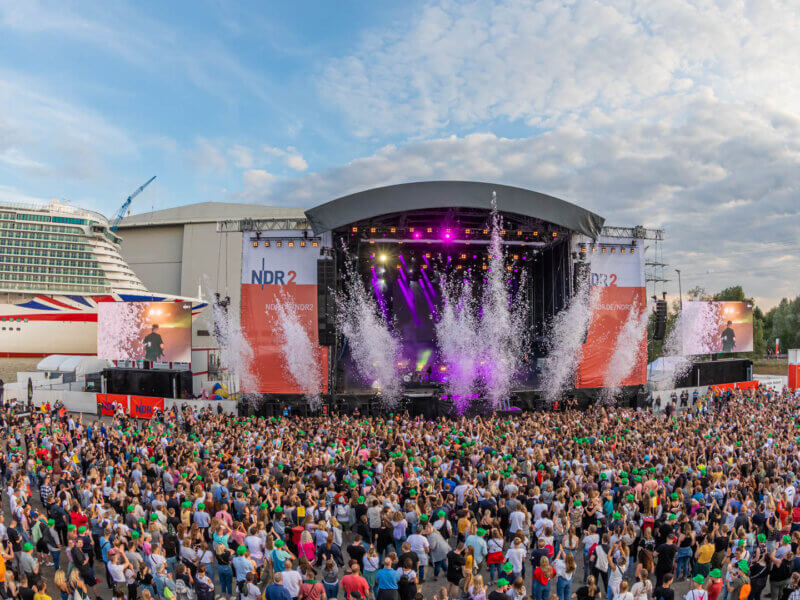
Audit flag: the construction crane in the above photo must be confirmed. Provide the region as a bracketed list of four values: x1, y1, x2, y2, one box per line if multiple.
[109, 175, 156, 232]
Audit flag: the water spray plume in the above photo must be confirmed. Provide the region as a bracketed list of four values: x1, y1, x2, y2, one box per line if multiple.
[336, 257, 403, 406]
[602, 303, 648, 402]
[540, 266, 593, 403]
[273, 290, 324, 407]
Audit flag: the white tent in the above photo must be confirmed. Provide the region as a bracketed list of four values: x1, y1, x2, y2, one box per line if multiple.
[36, 355, 111, 376]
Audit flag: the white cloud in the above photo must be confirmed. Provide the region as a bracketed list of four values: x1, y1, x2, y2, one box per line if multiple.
[285, 152, 308, 172]
[0, 73, 133, 180]
[320, 0, 800, 137]
[262, 145, 308, 171]
[191, 138, 227, 173]
[228, 145, 254, 169]
[242, 169, 274, 192]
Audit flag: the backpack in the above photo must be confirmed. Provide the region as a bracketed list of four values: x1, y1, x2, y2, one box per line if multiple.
[738, 584, 751, 600]
[175, 579, 196, 600]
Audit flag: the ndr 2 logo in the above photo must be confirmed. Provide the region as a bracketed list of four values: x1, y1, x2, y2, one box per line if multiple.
[251, 258, 297, 287]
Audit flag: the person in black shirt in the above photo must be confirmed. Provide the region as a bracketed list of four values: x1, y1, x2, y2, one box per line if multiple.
[721, 321, 736, 352]
[347, 535, 367, 566]
[143, 324, 165, 362]
[446, 545, 466, 592]
[653, 573, 675, 600]
[655, 537, 678, 587]
[488, 579, 511, 600]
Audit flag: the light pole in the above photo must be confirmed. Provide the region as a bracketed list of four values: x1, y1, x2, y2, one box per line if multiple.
[675, 269, 683, 309]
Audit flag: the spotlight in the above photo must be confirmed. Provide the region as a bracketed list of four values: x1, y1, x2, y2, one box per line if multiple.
[370, 253, 375, 259]
[288, 241, 294, 247]
[409, 227, 415, 232]
[352, 227, 358, 233]
[422, 264, 428, 270]
[264, 241, 270, 248]
[390, 227, 396, 233]
[301, 241, 308, 248]
[507, 266, 512, 271]
[456, 265, 463, 270]
[610, 247, 615, 253]
[517, 230, 522, 236]
[620, 248, 625, 254]
[552, 232, 558, 237]
[378, 254, 387, 263]
[483, 229, 489, 234]
[592, 246, 597, 252]
[312, 241, 319, 247]
[460, 253, 467, 260]
[439, 366, 447, 372]
[276, 242, 282, 248]
[533, 231, 539, 236]
[482, 265, 488, 271]
[501, 229, 506, 235]
[369, 240, 375, 245]
[472, 254, 477, 259]
[465, 228, 471, 234]
[425, 253, 431, 258]
[413, 232, 422, 239]
[601, 247, 607, 253]
[444, 233, 451, 240]
[252, 241, 258, 248]
[580, 246, 586, 254]
[630, 248, 635, 254]
[513, 254, 519, 260]
[426, 227, 433, 233]
[370, 227, 376, 233]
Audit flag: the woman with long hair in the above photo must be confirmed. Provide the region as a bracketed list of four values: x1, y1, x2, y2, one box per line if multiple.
[532, 557, 554, 600]
[553, 548, 576, 600]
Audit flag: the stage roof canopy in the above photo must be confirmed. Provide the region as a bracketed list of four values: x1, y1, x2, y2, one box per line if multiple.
[305, 181, 605, 238]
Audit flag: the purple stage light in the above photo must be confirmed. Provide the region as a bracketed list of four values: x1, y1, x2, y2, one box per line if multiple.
[472, 254, 477, 259]
[444, 233, 451, 240]
[413, 232, 422, 239]
[370, 253, 375, 258]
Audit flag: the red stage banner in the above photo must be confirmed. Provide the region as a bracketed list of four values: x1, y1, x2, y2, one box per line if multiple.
[97, 393, 128, 415]
[576, 237, 647, 389]
[734, 380, 758, 390]
[240, 232, 328, 394]
[129, 395, 164, 419]
[710, 383, 736, 392]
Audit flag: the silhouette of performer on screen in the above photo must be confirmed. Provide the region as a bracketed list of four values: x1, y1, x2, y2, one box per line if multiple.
[144, 324, 165, 362]
[721, 320, 736, 352]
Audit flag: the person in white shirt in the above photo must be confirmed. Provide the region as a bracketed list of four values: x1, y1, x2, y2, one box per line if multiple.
[684, 575, 708, 600]
[407, 530, 430, 579]
[509, 508, 527, 536]
[505, 537, 527, 581]
[281, 558, 303, 599]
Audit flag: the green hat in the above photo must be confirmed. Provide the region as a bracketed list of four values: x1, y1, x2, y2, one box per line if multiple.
[48, 519, 55, 526]
[358, 496, 365, 503]
[757, 533, 766, 543]
[670, 493, 678, 500]
[275, 540, 285, 548]
[182, 501, 192, 508]
[574, 500, 581, 507]
[626, 494, 635, 501]
[151, 513, 159, 521]
[693, 575, 705, 585]
[438, 510, 446, 518]
[67, 524, 76, 532]
[138, 518, 146, 524]
[738, 539, 745, 546]
[737, 560, 749, 574]
[668, 513, 677, 520]
[260, 502, 268, 510]
[131, 530, 140, 539]
[497, 579, 510, 587]
[237, 545, 247, 555]
[502, 562, 514, 573]
[78, 526, 87, 533]
[127, 505, 135, 513]
[197, 503, 205, 510]
[709, 569, 722, 578]
[23, 542, 33, 551]
[476, 528, 486, 536]
[612, 512, 621, 519]
[274, 506, 283, 513]
[420, 514, 429, 522]
[783, 534, 791, 543]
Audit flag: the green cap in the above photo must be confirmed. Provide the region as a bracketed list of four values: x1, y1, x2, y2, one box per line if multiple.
[182, 501, 192, 508]
[127, 505, 135, 513]
[23, 542, 33, 551]
[497, 579, 510, 587]
[131, 530, 140, 539]
[358, 496, 365, 503]
[574, 500, 581, 507]
[693, 575, 705, 585]
[78, 526, 87, 533]
[274, 506, 283, 513]
[757, 533, 766, 543]
[626, 494, 635, 501]
[783, 534, 791, 543]
[476, 528, 486, 536]
[48, 519, 55, 526]
[197, 503, 205, 510]
[420, 514, 429, 522]
[502, 562, 514, 573]
[737, 560, 749, 574]
[438, 510, 446, 517]
[237, 545, 247, 555]
[275, 540, 285, 548]
[709, 569, 722, 578]
[738, 539, 745, 546]
[67, 524, 76, 532]
[151, 513, 159, 521]
[670, 493, 678, 500]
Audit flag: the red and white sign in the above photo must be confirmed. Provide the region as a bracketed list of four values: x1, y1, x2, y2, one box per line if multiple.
[97, 393, 129, 415]
[129, 395, 164, 419]
[240, 232, 328, 394]
[575, 238, 646, 389]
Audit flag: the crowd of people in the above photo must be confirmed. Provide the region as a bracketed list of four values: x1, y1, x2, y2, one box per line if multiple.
[1, 385, 799, 600]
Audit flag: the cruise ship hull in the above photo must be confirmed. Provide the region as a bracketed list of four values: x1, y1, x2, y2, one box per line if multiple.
[0, 293, 207, 357]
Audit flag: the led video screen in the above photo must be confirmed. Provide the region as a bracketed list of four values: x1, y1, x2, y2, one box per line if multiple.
[98, 301, 192, 363]
[682, 301, 753, 355]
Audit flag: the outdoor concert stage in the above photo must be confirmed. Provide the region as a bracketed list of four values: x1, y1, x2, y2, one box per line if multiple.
[232, 181, 654, 413]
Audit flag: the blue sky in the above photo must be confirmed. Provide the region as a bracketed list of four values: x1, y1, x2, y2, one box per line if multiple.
[1, 0, 800, 307]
